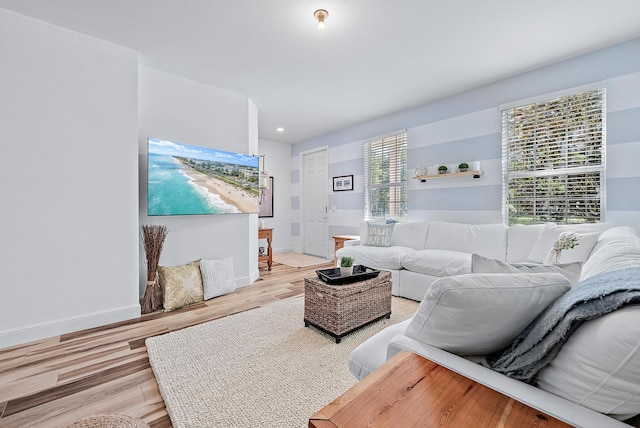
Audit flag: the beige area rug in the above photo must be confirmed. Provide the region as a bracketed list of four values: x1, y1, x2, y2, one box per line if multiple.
[65, 414, 149, 428]
[146, 296, 418, 427]
[272, 252, 332, 267]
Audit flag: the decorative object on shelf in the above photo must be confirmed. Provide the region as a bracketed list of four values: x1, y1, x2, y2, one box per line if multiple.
[340, 256, 354, 276]
[438, 165, 448, 174]
[258, 176, 274, 218]
[414, 170, 484, 181]
[140, 224, 168, 314]
[415, 166, 428, 177]
[458, 162, 469, 172]
[333, 175, 354, 191]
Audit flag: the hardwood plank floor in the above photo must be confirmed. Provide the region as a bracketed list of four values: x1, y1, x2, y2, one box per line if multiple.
[0, 260, 334, 427]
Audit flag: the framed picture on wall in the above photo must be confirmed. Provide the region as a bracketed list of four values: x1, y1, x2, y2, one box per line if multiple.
[333, 175, 353, 191]
[258, 176, 274, 218]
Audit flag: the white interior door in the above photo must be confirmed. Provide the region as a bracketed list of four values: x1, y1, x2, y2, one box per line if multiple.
[302, 148, 328, 258]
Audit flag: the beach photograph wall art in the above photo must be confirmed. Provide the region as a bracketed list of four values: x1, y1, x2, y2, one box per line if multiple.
[147, 138, 259, 216]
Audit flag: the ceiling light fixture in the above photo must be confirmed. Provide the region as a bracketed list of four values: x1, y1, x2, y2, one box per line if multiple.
[314, 9, 328, 30]
[276, 127, 284, 132]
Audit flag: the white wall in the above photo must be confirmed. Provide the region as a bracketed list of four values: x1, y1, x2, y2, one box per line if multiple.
[257, 139, 293, 254]
[138, 66, 260, 291]
[0, 9, 140, 348]
[292, 38, 640, 237]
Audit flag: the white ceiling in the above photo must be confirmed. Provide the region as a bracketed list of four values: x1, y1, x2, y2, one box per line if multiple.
[2, 0, 640, 144]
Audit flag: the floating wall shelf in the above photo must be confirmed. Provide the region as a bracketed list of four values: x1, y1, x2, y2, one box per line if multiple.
[413, 170, 483, 182]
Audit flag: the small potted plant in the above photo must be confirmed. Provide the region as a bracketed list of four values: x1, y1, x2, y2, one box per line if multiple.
[438, 165, 448, 174]
[340, 256, 354, 276]
[458, 162, 469, 172]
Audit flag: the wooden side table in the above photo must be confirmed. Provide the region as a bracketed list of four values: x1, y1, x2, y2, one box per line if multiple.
[332, 235, 359, 264]
[258, 228, 272, 270]
[309, 351, 571, 428]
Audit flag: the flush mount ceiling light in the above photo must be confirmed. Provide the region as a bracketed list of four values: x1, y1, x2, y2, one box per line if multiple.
[313, 9, 328, 30]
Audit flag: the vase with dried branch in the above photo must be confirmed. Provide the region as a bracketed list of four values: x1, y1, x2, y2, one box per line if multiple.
[141, 224, 168, 314]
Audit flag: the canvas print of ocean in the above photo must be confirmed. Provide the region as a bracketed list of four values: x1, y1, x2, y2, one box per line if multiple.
[147, 138, 259, 216]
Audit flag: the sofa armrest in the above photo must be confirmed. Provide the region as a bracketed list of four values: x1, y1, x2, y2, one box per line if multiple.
[387, 334, 629, 428]
[344, 239, 360, 247]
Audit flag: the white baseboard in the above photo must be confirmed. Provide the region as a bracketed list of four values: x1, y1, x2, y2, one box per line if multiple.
[0, 304, 141, 349]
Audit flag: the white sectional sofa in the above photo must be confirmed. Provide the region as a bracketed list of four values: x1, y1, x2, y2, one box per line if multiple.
[339, 221, 640, 427]
[337, 220, 610, 301]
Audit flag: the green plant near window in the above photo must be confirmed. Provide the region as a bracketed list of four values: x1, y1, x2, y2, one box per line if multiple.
[458, 162, 469, 171]
[438, 165, 448, 173]
[340, 256, 354, 267]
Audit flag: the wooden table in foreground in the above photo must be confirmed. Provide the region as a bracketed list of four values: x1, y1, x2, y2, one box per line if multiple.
[309, 351, 572, 428]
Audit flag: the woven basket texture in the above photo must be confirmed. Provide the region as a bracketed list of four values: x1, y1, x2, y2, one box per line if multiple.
[304, 271, 392, 335]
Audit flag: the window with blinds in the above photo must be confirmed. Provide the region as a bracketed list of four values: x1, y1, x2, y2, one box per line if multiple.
[502, 88, 605, 225]
[364, 132, 408, 221]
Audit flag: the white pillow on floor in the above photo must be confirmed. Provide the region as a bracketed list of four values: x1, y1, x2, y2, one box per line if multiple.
[200, 258, 236, 300]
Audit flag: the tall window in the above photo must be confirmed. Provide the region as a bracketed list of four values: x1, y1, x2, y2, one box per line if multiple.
[364, 132, 408, 221]
[502, 88, 605, 225]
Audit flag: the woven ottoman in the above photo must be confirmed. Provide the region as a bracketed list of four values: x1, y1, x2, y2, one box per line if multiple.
[304, 270, 392, 343]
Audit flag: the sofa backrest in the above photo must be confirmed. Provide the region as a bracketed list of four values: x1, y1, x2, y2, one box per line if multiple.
[358, 220, 430, 250]
[391, 221, 430, 249]
[580, 226, 640, 280]
[506, 223, 547, 263]
[425, 221, 508, 261]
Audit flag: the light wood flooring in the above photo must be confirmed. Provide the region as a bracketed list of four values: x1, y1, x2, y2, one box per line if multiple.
[0, 260, 334, 428]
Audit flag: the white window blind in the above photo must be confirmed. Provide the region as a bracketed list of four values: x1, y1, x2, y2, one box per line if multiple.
[502, 88, 606, 225]
[364, 132, 408, 221]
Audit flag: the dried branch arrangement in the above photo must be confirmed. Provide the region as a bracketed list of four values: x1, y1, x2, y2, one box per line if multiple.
[140, 224, 168, 314]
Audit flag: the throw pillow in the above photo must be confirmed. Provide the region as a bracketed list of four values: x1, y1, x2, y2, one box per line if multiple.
[200, 258, 237, 300]
[543, 231, 599, 265]
[471, 254, 582, 286]
[365, 222, 395, 247]
[158, 260, 204, 312]
[528, 223, 600, 264]
[404, 272, 570, 355]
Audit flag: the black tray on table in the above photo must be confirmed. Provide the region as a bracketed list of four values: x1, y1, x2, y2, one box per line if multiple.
[315, 265, 381, 285]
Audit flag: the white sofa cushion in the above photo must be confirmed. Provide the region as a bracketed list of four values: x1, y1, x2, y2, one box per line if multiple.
[506, 223, 548, 263]
[528, 223, 600, 264]
[391, 221, 430, 250]
[537, 305, 640, 420]
[401, 249, 471, 277]
[471, 254, 582, 286]
[336, 245, 416, 270]
[581, 227, 640, 281]
[404, 273, 570, 355]
[425, 221, 508, 261]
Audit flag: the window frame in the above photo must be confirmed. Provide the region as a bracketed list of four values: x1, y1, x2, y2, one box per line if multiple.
[501, 85, 606, 225]
[363, 131, 408, 222]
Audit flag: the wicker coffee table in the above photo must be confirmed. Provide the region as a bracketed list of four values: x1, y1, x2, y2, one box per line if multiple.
[304, 271, 392, 343]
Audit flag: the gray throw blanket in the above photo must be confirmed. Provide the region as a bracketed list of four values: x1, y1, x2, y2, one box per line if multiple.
[489, 266, 640, 383]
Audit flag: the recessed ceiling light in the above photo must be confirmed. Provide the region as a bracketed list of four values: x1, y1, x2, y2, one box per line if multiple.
[276, 127, 284, 132]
